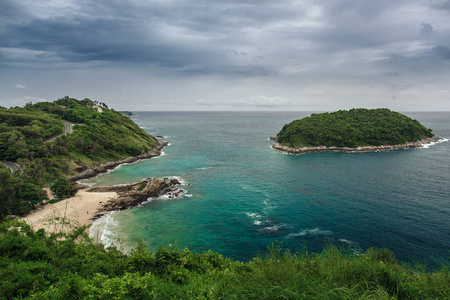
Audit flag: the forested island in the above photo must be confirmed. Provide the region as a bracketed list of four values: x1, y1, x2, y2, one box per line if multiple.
[0, 96, 164, 220]
[0, 102, 448, 299]
[273, 108, 439, 154]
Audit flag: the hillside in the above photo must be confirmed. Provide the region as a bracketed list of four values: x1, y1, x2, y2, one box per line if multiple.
[0, 97, 159, 220]
[0, 220, 448, 299]
[276, 108, 435, 149]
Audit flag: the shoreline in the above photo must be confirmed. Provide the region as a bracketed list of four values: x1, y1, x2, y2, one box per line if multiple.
[22, 139, 170, 234]
[69, 139, 168, 183]
[271, 137, 441, 154]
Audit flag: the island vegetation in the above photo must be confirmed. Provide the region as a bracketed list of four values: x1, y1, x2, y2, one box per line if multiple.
[276, 108, 435, 149]
[0, 96, 159, 221]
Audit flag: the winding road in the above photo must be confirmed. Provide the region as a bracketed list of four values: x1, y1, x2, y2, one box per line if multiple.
[3, 161, 21, 173]
[2, 121, 74, 174]
[44, 121, 74, 143]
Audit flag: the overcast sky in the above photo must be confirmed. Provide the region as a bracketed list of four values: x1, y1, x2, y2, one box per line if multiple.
[1, 0, 450, 111]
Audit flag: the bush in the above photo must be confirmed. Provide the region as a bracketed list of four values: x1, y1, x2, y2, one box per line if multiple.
[51, 177, 77, 198]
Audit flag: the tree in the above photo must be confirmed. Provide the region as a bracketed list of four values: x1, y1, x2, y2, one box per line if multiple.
[51, 178, 77, 199]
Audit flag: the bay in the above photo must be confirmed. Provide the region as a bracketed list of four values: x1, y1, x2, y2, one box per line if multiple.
[86, 111, 450, 268]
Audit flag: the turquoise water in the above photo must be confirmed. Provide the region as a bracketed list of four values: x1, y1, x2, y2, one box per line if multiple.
[87, 112, 450, 268]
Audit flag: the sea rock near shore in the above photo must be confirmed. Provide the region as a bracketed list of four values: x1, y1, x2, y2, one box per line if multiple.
[90, 177, 181, 219]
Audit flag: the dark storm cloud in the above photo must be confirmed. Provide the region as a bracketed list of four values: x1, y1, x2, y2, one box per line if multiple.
[2, 0, 447, 75]
[1, 0, 450, 110]
[0, 0, 308, 76]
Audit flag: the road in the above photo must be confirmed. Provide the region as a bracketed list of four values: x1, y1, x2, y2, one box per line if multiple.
[3, 161, 21, 173]
[45, 121, 73, 143]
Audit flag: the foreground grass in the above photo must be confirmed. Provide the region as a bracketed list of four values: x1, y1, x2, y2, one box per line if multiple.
[0, 220, 448, 299]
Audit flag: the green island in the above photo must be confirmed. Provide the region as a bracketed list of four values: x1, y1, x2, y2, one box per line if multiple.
[273, 108, 439, 154]
[0, 101, 448, 299]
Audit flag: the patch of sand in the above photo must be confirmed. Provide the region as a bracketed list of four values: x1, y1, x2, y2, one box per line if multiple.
[21, 189, 117, 234]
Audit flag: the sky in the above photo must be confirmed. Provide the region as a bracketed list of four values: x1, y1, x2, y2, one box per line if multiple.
[1, 0, 450, 111]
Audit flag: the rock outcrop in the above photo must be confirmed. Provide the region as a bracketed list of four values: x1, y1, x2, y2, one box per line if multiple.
[272, 137, 441, 154]
[89, 177, 182, 220]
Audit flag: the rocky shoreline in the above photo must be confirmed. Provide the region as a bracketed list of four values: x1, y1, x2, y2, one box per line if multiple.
[88, 177, 183, 221]
[69, 139, 168, 183]
[271, 136, 441, 154]
[68, 138, 180, 220]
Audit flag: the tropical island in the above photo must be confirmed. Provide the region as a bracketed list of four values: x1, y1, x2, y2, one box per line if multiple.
[0, 101, 448, 299]
[272, 108, 440, 154]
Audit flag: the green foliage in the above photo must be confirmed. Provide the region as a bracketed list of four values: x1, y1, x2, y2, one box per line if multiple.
[0, 221, 448, 299]
[277, 108, 435, 148]
[0, 96, 158, 221]
[137, 182, 147, 191]
[50, 177, 77, 198]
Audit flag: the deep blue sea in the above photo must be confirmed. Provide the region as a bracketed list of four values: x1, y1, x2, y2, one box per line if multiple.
[87, 111, 450, 268]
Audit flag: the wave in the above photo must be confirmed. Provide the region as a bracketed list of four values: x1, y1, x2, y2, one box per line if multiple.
[339, 238, 357, 245]
[89, 211, 119, 250]
[287, 228, 333, 238]
[246, 212, 264, 226]
[421, 138, 449, 148]
[264, 224, 287, 232]
[172, 176, 186, 185]
[262, 199, 276, 213]
[196, 166, 213, 170]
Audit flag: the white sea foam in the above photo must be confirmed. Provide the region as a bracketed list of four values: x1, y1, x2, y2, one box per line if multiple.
[90, 211, 120, 250]
[287, 228, 332, 238]
[172, 176, 186, 185]
[246, 212, 264, 226]
[246, 212, 261, 219]
[262, 199, 276, 213]
[339, 239, 356, 245]
[264, 224, 286, 231]
[421, 138, 449, 148]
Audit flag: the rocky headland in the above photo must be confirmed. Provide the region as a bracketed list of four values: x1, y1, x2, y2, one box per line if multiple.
[88, 177, 183, 220]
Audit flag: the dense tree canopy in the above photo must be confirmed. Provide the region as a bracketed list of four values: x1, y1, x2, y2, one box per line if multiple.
[0, 97, 157, 220]
[277, 108, 434, 148]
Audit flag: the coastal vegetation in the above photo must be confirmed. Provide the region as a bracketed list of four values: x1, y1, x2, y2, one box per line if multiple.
[1, 101, 448, 299]
[0, 220, 448, 299]
[276, 108, 435, 148]
[0, 97, 158, 221]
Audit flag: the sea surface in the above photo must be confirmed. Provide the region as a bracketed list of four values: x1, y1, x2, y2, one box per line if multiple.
[87, 111, 450, 268]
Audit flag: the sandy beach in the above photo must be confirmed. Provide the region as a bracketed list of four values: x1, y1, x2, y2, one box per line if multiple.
[21, 189, 117, 234]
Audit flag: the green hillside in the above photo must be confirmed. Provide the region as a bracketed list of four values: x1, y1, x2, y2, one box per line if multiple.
[277, 108, 434, 148]
[0, 97, 157, 220]
[0, 220, 448, 299]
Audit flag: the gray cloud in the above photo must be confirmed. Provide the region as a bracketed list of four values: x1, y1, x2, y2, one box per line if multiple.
[421, 23, 434, 35]
[0, 0, 449, 110]
[432, 0, 450, 11]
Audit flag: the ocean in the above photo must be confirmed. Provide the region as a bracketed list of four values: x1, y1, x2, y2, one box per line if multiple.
[87, 111, 450, 268]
